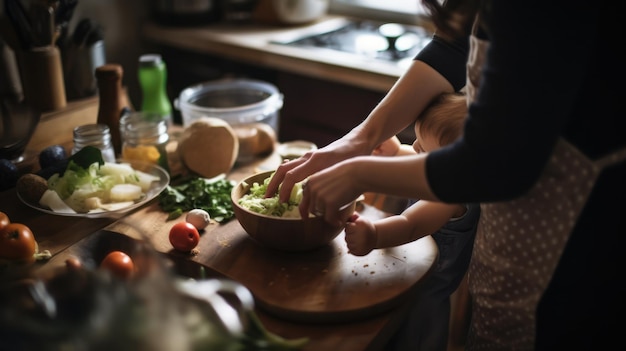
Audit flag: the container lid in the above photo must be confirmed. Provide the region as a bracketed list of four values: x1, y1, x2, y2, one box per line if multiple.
[120, 112, 168, 140]
[139, 54, 163, 67]
[177, 79, 283, 125]
[277, 140, 317, 160]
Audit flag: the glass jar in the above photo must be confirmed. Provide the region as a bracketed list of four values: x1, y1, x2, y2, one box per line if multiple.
[72, 124, 116, 162]
[120, 112, 170, 173]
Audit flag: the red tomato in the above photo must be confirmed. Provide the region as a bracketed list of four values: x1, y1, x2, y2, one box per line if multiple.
[100, 251, 134, 279]
[0, 223, 37, 263]
[65, 256, 83, 271]
[0, 211, 9, 232]
[169, 222, 200, 252]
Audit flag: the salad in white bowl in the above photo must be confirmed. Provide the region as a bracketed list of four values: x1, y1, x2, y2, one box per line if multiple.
[41, 161, 162, 213]
[17, 146, 169, 217]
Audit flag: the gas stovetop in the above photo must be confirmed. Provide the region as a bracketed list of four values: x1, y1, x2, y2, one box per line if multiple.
[272, 19, 432, 66]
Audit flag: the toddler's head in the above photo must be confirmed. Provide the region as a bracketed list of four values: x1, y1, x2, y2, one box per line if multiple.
[413, 93, 467, 153]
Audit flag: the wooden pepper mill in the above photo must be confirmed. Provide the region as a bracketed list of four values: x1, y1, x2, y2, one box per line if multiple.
[95, 64, 131, 155]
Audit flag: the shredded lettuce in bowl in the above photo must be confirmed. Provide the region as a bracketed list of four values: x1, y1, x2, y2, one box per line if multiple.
[238, 173, 305, 218]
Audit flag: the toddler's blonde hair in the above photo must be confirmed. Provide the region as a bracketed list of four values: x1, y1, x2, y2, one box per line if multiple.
[417, 93, 468, 146]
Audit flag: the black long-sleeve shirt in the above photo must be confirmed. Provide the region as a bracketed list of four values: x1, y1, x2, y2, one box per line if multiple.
[415, 0, 625, 348]
[420, 1, 625, 202]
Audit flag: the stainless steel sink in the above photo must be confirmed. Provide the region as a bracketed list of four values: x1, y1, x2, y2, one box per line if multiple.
[271, 18, 432, 67]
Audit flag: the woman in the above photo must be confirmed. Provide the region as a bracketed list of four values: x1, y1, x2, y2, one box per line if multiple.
[266, 0, 626, 349]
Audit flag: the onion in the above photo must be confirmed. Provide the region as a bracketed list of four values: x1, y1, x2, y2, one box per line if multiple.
[109, 184, 142, 202]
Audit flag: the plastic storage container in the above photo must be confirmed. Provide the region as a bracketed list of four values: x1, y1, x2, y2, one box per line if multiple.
[175, 79, 283, 162]
[176, 78, 283, 130]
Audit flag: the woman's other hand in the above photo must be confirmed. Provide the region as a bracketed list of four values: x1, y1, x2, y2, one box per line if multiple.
[298, 158, 366, 224]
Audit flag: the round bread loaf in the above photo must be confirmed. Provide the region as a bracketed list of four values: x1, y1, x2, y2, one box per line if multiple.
[177, 117, 239, 178]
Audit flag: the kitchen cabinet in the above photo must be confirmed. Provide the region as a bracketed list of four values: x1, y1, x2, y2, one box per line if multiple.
[141, 17, 420, 147]
[158, 46, 415, 147]
[277, 71, 386, 146]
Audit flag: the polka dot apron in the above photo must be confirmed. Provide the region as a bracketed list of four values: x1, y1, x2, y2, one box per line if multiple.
[463, 17, 626, 350]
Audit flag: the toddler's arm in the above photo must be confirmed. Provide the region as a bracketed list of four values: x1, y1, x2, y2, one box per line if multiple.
[376, 200, 463, 249]
[346, 201, 464, 256]
[372, 136, 401, 156]
[373, 136, 416, 157]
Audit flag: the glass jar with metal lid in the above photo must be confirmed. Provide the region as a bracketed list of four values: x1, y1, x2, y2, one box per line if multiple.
[72, 124, 116, 163]
[120, 112, 170, 173]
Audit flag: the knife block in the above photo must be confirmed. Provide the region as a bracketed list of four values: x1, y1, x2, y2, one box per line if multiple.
[17, 46, 67, 112]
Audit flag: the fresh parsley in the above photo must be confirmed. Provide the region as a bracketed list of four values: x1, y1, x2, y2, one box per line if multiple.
[158, 176, 236, 223]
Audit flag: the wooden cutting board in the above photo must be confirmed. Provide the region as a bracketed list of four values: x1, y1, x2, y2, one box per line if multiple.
[107, 200, 438, 324]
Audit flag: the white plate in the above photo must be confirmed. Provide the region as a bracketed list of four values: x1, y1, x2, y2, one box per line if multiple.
[18, 161, 170, 219]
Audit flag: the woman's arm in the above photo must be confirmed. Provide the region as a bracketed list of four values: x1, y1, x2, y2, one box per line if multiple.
[300, 154, 438, 222]
[268, 29, 471, 203]
[270, 60, 455, 203]
[353, 60, 455, 152]
[426, 1, 590, 203]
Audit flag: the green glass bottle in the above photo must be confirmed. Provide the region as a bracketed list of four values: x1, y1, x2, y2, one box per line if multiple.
[138, 54, 172, 124]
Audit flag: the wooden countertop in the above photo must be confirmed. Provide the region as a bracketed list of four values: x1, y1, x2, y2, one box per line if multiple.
[142, 15, 413, 93]
[1, 145, 438, 350]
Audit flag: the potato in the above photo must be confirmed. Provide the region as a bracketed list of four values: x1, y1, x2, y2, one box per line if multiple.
[177, 117, 239, 178]
[16, 174, 49, 205]
[233, 123, 277, 161]
[234, 126, 259, 162]
[252, 123, 277, 156]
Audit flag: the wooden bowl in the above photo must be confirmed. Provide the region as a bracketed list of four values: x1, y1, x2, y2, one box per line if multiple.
[231, 170, 355, 252]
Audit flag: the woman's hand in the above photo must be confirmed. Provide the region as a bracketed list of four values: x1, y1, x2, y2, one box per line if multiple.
[344, 213, 378, 256]
[265, 133, 370, 203]
[298, 158, 367, 225]
[299, 153, 436, 224]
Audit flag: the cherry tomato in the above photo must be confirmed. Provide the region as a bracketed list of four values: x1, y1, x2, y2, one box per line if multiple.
[100, 251, 134, 279]
[0, 211, 9, 231]
[0, 223, 37, 263]
[169, 222, 200, 252]
[65, 256, 83, 271]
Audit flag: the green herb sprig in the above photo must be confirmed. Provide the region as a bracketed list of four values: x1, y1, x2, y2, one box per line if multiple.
[159, 176, 235, 222]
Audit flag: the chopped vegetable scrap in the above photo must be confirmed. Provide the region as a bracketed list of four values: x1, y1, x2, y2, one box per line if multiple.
[159, 175, 235, 222]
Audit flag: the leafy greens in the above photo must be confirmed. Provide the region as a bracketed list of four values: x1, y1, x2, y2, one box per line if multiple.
[237, 174, 304, 218]
[159, 175, 236, 222]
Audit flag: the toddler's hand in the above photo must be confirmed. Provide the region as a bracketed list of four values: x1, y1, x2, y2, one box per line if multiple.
[372, 136, 401, 157]
[345, 212, 377, 256]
